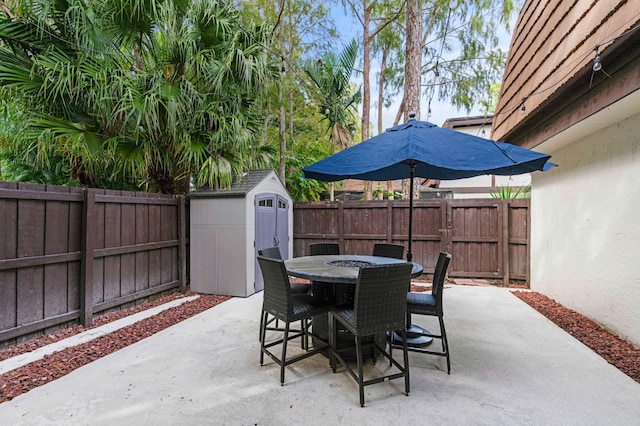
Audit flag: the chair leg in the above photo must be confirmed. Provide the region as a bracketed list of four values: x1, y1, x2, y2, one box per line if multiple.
[388, 331, 393, 366]
[402, 328, 410, 395]
[281, 322, 290, 386]
[329, 313, 337, 372]
[260, 311, 268, 365]
[302, 319, 309, 350]
[355, 336, 365, 407]
[439, 315, 451, 374]
[259, 306, 264, 342]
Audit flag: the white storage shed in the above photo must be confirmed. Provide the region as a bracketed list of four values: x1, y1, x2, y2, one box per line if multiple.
[189, 169, 292, 297]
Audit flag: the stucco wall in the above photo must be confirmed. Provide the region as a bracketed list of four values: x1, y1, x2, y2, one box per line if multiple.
[531, 112, 640, 345]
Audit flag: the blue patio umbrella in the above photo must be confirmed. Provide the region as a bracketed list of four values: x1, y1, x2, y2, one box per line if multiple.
[303, 118, 556, 261]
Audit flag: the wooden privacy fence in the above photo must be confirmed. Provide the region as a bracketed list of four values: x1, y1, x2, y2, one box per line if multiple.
[0, 183, 188, 346]
[293, 199, 530, 283]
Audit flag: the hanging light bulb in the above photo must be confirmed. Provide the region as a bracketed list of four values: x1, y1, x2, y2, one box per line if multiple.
[593, 54, 602, 72]
[592, 45, 602, 72]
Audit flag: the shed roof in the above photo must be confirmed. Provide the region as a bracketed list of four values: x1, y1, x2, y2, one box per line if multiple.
[492, 0, 640, 147]
[189, 169, 281, 198]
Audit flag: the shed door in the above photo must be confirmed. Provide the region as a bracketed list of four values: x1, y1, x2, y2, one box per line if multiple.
[255, 193, 289, 292]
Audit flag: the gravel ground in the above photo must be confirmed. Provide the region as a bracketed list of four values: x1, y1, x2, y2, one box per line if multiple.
[1, 286, 638, 403]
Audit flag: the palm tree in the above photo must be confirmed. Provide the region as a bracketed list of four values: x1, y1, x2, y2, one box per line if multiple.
[0, 0, 277, 193]
[303, 39, 362, 150]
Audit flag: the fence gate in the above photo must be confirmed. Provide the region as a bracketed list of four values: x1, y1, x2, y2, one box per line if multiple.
[445, 200, 502, 280]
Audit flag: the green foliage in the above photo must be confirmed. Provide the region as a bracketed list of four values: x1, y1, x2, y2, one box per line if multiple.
[303, 39, 362, 148]
[279, 110, 335, 201]
[0, 0, 278, 193]
[490, 185, 531, 200]
[372, 184, 400, 200]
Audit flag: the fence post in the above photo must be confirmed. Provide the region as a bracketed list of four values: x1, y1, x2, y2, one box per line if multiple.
[80, 189, 96, 327]
[502, 200, 510, 285]
[178, 195, 187, 292]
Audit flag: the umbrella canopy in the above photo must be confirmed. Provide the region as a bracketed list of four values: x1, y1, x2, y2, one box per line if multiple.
[302, 118, 556, 261]
[303, 119, 555, 182]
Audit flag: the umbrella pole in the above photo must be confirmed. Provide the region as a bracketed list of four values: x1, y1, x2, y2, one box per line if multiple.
[407, 163, 415, 262]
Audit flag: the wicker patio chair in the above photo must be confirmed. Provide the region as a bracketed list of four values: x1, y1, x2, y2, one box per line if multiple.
[257, 247, 312, 348]
[372, 243, 405, 259]
[258, 247, 312, 294]
[307, 242, 341, 305]
[257, 256, 330, 385]
[400, 252, 452, 373]
[329, 263, 412, 407]
[308, 242, 340, 256]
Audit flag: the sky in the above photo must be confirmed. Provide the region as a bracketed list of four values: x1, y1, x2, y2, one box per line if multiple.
[332, 7, 515, 134]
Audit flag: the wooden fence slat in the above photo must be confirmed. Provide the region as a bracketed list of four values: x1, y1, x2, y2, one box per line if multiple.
[80, 190, 96, 327]
[178, 196, 187, 292]
[44, 188, 71, 319]
[135, 198, 149, 293]
[502, 200, 510, 284]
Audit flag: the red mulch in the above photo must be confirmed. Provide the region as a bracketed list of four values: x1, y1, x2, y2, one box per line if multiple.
[0, 293, 229, 403]
[513, 291, 640, 384]
[2, 287, 638, 404]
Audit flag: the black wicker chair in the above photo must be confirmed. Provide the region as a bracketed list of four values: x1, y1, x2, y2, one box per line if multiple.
[401, 252, 452, 373]
[257, 247, 312, 347]
[258, 247, 312, 294]
[329, 263, 412, 407]
[307, 243, 340, 304]
[257, 256, 330, 385]
[308, 242, 340, 256]
[372, 243, 405, 259]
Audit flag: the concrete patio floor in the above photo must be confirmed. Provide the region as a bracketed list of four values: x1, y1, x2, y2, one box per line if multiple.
[0, 285, 639, 425]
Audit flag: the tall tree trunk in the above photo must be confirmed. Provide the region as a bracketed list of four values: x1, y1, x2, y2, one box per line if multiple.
[378, 48, 394, 198]
[404, 0, 422, 121]
[403, 0, 422, 201]
[278, 2, 286, 182]
[377, 47, 388, 135]
[362, 3, 373, 200]
[287, 0, 294, 141]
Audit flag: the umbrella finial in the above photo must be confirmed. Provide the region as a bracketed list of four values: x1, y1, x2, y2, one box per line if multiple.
[408, 112, 416, 121]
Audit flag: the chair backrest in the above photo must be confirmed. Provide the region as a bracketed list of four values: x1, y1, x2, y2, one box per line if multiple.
[372, 243, 405, 259]
[257, 256, 292, 318]
[431, 252, 452, 311]
[308, 242, 340, 256]
[258, 246, 282, 260]
[352, 263, 413, 335]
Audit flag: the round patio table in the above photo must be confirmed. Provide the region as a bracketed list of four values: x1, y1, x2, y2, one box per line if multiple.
[285, 255, 425, 358]
[285, 254, 423, 284]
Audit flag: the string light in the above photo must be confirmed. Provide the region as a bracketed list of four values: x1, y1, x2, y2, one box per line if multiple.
[592, 46, 602, 71]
